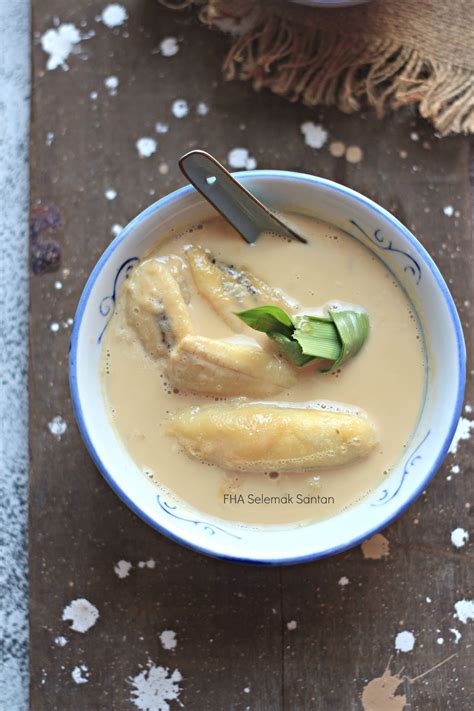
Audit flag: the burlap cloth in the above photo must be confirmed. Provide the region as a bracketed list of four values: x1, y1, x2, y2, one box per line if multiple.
[159, 0, 474, 135]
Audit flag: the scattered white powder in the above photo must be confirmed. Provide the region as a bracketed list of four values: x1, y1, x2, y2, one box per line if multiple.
[129, 663, 182, 711]
[449, 627, 462, 644]
[155, 122, 169, 134]
[286, 620, 297, 630]
[54, 635, 67, 647]
[451, 527, 469, 548]
[426, 597, 432, 603]
[196, 101, 209, 116]
[136, 138, 157, 158]
[443, 205, 454, 217]
[48, 416, 67, 439]
[111, 224, 123, 237]
[243, 686, 250, 693]
[54, 280, 62, 290]
[114, 560, 132, 579]
[62, 598, 99, 633]
[160, 37, 179, 57]
[50, 322, 60, 332]
[410, 131, 419, 141]
[104, 75, 119, 95]
[450, 464, 460, 475]
[338, 576, 350, 587]
[138, 559, 156, 569]
[72, 665, 90, 684]
[160, 630, 177, 650]
[300, 121, 328, 149]
[41, 23, 81, 71]
[394, 630, 415, 652]
[227, 147, 257, 170]
[171, 99, 189, 119]
[46, 131, 55, 146]
[454, 599, 474, 624]
[436, 637, 444, 645]
[101, 4, 128, 29]
[465, 404, 472, 413]
[90, 90, 98, 101]
[448, 417, 474, 454]
[105, 188, 117, 200]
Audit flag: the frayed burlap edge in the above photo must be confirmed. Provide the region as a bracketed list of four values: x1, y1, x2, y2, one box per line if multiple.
[159, 0, 474, 135]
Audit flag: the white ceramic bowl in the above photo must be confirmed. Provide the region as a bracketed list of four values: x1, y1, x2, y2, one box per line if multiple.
[69, 171, 465, 565]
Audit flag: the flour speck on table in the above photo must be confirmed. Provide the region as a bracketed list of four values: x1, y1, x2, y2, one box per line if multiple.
[129, 663, 183, 711]
[100, 4, 128, 29]
[62, 598, 99, 633]
[227, 147, 257, 170]
[136, 137, 157, 158]
[394, 630, 416, 653]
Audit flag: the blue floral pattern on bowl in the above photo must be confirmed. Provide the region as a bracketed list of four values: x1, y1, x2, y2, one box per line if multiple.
[98, 256, 138, 343]
[373, 430, 431, 506]
[157, 496, 242, 540]
[350, 219, 421, 284]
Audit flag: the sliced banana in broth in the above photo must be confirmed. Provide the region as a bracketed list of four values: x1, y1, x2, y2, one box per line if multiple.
[169, 401, 378, 472]
[125, 254, 296, 397]
[167, 335, 296, 397]
[185, 245, 299, 331]
[125, 257, 194, 357]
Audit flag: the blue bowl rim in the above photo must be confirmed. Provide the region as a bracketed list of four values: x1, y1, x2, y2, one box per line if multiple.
[69, 169, 466, 566]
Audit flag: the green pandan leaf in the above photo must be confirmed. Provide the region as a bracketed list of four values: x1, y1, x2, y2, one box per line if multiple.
[235, 302, 369, 372]
[235, 306, 293, 336]
[268, 331, 315, 367]
[293, 317, 342, 361]
[329, 308, 369, 371]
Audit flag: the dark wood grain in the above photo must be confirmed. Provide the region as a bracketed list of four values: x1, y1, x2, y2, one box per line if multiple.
[29, 2, 473, 709]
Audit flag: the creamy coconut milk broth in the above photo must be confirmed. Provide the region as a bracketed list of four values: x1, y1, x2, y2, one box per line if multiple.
[101, 213, 425, 525]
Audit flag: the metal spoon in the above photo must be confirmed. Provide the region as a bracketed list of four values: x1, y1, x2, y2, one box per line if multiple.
[178, 150, 307, 244]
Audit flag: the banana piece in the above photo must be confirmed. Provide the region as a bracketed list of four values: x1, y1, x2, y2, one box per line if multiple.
[169, 401, 378, 471]
[125, 255, 296, 397]
[126, 257, 194, 357]
[185, 245, 298, 331]
[167, 335, 296, 397]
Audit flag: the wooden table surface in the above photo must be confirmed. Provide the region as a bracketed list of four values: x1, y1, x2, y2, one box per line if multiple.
[29, 2, 473, 709]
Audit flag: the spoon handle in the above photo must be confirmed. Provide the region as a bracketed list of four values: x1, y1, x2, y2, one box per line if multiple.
[178, 150, 306, 244]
